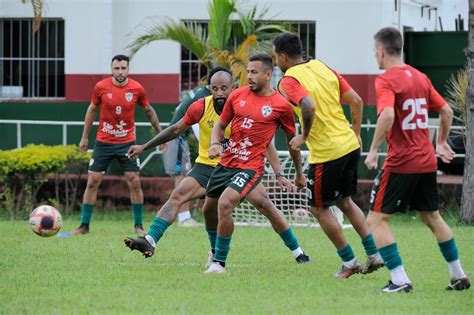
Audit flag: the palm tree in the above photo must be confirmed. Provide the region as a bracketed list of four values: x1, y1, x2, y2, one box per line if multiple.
[461, 0, 474, 223]
[21, 0, 44, 33]
[126, 0, 288, 86]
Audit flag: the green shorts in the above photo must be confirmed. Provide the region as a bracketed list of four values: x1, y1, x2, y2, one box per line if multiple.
[206, 164, 261, 200]
[369, 170, 439, 214]
[185, 163, 215, 188]
[89, 141, 140, 173]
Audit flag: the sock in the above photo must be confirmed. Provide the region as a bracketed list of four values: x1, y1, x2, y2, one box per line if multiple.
[292, 247, 304, 258]
[132, 203, 143, 225]
[438, 238, 459, 262]
[80, 204, 93, 225]
[178, 210, 191, 223]
[145, 235, 156, 248]
[439, 238, 465, 279]
[361, 233, 378, 256]
[448, 260, 466, 280]
[147, 217, 170, 243]
[279, 228, 300, 252]
[379, 243, 402, 270]
[214, 235, 232, 264]
[337, 244, 355, 263]
[206, 229, 217, 252]
[390, 265, 411, 286]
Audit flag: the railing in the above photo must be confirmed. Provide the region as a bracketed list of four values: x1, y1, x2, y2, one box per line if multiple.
[0, 119, 466, 168]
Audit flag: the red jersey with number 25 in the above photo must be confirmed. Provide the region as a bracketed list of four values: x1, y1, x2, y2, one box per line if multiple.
[92, 77, 149, 144]
[219, 86, 296, 174]
[375, 65, 446, 173]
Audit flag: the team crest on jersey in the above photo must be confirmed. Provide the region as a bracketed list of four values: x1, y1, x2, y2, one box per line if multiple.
[261, 105, 272, 117]
[125, 92, 133, 102]
[107, 93, 112, 99]
[239, 100, 246, 107]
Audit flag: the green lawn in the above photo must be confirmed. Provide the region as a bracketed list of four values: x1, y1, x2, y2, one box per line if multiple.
[0, 212, 473, 314]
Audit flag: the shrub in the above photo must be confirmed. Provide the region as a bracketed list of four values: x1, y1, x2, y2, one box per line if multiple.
[0, 144, 91, 219]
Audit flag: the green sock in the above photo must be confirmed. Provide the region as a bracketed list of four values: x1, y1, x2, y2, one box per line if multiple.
[132, 203, 143, 225]
[362, 233, 378, 256]
[214, 235, 232, 263]
[337, 244, 355, 262]
[279, 228, 300, 251]
[438, 238, 459, 262]
[147, 217, 170, 243]
[206, 229, 217, 252]
[81, 204, 93, 224]
[379, 242, 402, 271]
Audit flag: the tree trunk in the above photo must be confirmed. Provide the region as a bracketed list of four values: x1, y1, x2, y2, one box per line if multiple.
[461, 1, 474, 223]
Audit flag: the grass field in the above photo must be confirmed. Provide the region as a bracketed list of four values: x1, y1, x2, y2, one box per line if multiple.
[1, 211, 473, 314]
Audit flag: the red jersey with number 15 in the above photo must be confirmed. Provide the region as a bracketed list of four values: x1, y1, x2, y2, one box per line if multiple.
[375, 65, 446, 173]
[92, 77, 150, 144]
[219, 86, 296, 174]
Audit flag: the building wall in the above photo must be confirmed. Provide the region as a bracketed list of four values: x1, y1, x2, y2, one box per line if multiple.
[1, 0, 468, 103]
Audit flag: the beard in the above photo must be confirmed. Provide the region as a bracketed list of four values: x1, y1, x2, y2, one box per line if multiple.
[213, 97, 227, 115]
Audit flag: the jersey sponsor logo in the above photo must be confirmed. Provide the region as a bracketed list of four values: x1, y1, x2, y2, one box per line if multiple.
[125, 92, 133, 102]
[261, 105, 272, 117]
[207, 120, 214, 129]
[239, 100, 246, 107]
[226, 138, 252, 161]
[107, 93, 112, 99]
[101, 120, 128, 137]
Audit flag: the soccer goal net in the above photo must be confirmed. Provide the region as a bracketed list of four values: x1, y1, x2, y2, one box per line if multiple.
[234, 150, 350, 228]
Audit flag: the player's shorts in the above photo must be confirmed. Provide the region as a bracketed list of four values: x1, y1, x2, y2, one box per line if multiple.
[162, 134, 191, 176]
[369, 170, 439, 214]
[206, 164, 262, 200]
[89, 140, 140, 173]
[307, 148, 359, 208]
[185, 163, 215, 188]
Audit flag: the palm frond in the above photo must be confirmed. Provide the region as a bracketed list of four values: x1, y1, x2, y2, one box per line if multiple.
[445, 67, 468, 126]
[21, 0, 44, 33]
[127, 17, 211, 66]
[208, 0, 236, 50]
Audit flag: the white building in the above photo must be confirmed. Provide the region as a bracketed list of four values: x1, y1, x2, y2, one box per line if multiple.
[0, 0, 468, 103]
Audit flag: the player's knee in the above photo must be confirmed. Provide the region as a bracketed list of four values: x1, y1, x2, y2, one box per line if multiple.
[169, 190, 186, 206]
[419, 211, 442, 229]
[218, 198, 236, 217]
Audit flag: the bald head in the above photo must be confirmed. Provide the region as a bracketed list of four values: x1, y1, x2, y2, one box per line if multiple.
[209, 70, 233, 114]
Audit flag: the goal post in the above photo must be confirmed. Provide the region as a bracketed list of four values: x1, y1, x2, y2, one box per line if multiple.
[233, 150, 350, 228]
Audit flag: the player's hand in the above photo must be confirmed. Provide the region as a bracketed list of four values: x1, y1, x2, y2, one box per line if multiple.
[294, 173, 306, 191]
[364, 149, 378, 170]
[208, 143, 223, 159]
[289, 135, 306, 151]
[79, 138, 88, 153]
[436, 142, 455, 163]
[276, 175, 296, 192]
[159, 143, 168, 152]
[128, 145, 144, 159]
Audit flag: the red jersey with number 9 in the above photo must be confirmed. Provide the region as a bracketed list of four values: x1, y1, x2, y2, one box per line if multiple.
[375, 65, 446, 173]
[92, 77, 149, 144]
[219, 86, 296, 174]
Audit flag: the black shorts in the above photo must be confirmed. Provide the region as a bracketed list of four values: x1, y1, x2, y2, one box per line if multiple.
[307, 149, 359, 208]
[206, 164, 261, 200]
[369, 170, 439, 214]
[186, 163, 215, 188]
[89, 141, 140, 173]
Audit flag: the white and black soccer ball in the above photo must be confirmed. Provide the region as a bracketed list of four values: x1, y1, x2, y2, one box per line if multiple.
[29, 205, 62, 237]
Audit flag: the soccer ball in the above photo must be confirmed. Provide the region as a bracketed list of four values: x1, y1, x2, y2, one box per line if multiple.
[29, 205, 62, 237]
[292, 208, 309, 222]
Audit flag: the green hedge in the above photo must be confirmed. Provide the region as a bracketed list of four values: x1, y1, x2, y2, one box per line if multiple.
[0, 145, 91, 219]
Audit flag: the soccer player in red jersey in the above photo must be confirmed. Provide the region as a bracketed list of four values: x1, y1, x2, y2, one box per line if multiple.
[58, 54, 165, 237]
[365, 27, 470, 292]
[204, 53, 306, 273]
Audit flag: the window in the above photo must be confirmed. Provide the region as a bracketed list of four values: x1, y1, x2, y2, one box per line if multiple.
[0, 18, 65, 99]
[180, 20, 316, 94]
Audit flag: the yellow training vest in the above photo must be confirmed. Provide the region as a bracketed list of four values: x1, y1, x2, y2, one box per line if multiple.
[195, 95, 231, 167]
[281, 60, 360, 164]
